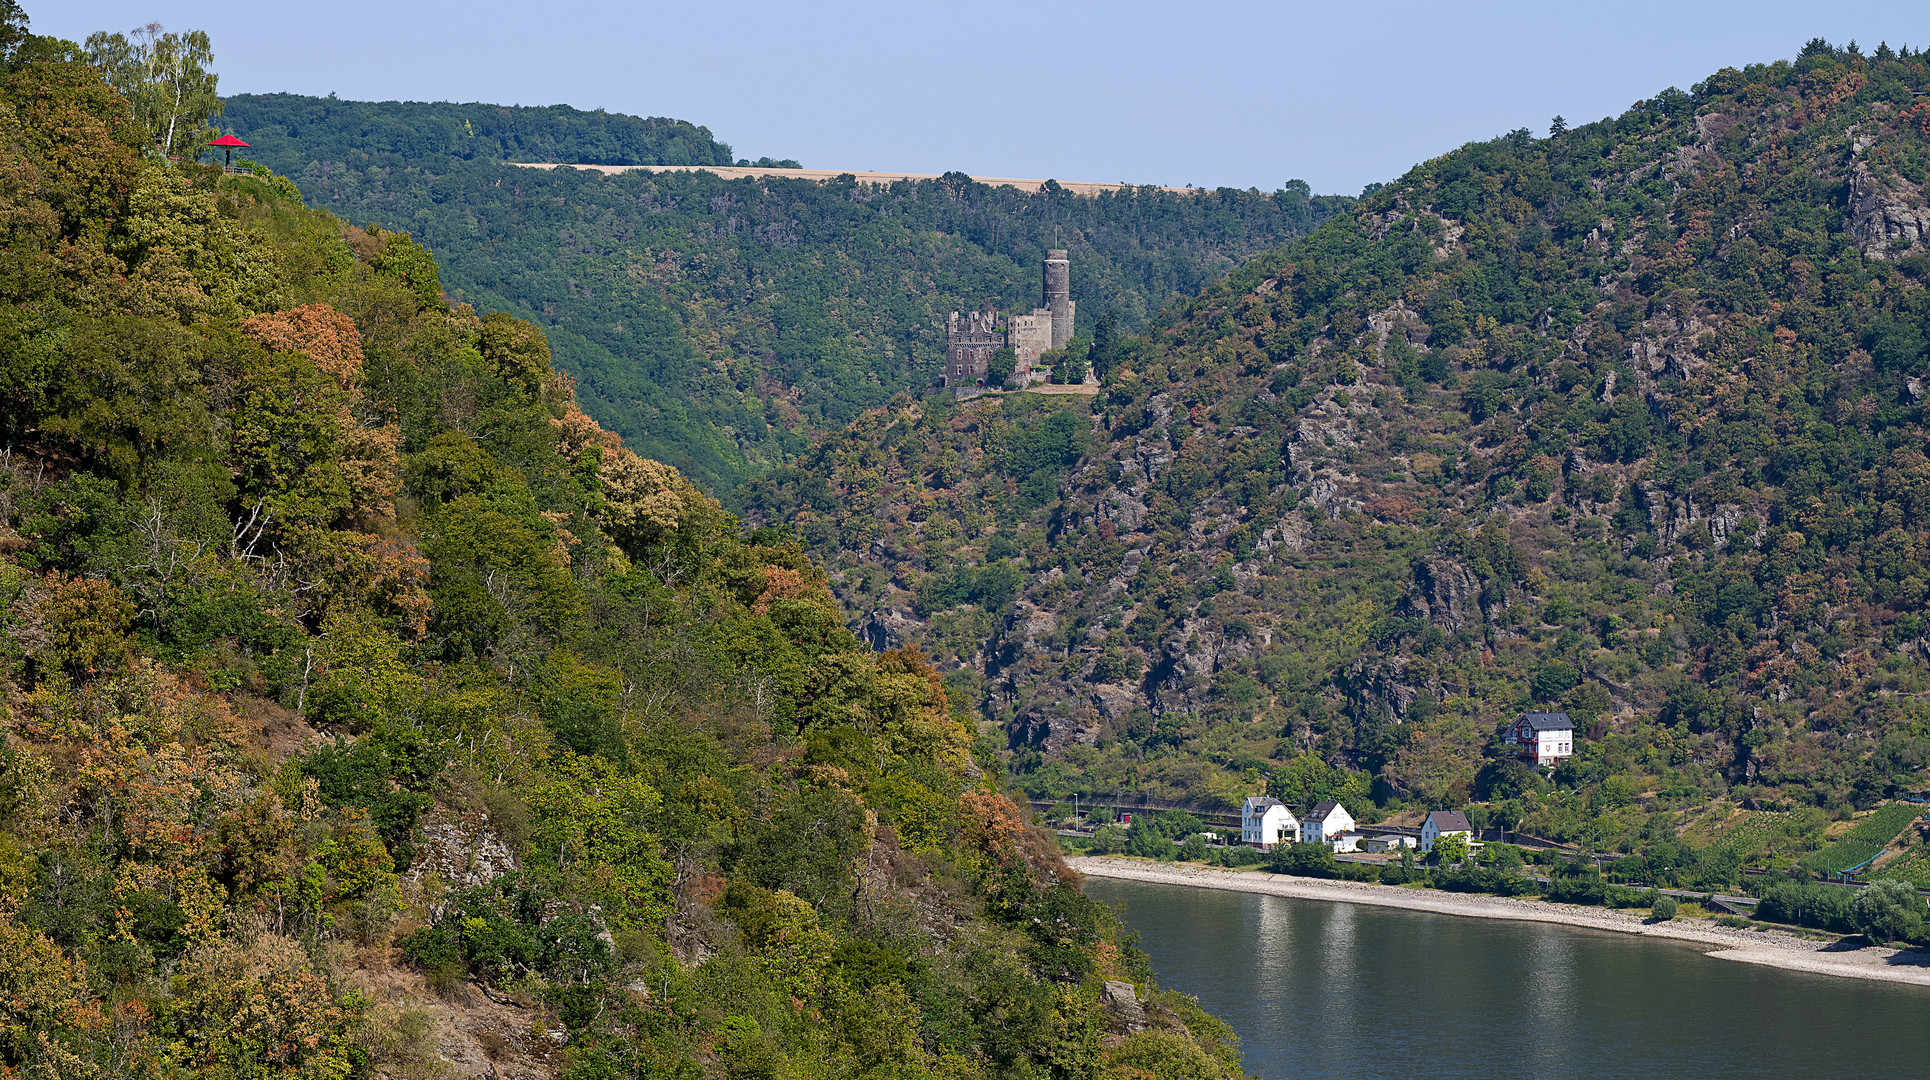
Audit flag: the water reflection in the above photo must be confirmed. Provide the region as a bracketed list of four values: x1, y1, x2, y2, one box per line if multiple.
[1089, 877, 1930, 1080]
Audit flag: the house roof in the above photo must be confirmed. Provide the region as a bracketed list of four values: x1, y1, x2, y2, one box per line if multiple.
[1245, 796, 1283, 810]
[1309, 800, 1345, 821]
[1520, 711, 1573, 731]
[1426, 810, 1473, 833]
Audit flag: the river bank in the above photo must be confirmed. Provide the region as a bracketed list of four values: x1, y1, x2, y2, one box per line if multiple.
[1070, 856, 1930, 988]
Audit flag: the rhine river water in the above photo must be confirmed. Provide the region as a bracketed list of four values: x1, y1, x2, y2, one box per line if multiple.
[1086, 877, 1930, 1080]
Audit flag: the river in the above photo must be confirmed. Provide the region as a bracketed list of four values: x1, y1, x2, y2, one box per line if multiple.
[1086, 877, 1930, 1080]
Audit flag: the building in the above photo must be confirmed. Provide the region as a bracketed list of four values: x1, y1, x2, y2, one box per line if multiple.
[943, 249, 1083, 388]
[1419, 810, 1473, 854]
[1241, 796, 1298, 849]
[1300, 800, 1355, 845]
[1504, 711, 1575, 767]
[1363, 834, 1418, 853]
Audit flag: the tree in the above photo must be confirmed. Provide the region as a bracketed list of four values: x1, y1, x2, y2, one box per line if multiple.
[1548, 115, 1568, 138]
[1088, 314, 1120, 381]
[1268, 842, 1337, 878]
[985, 347, 1017, 388]
[1051, 348, 1089, 386]
[83, 23, 222, 159]
[0, 1, 26, 67]
[1178, 834, 1209, 862]
[1429, 834, 1469, 867]
[1650, 894, 1678, 922]
[1852, 879, 1926, 945]
[1127, 817, 1176, 860]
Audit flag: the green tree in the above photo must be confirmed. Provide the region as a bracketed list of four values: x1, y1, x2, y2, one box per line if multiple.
[83, 22, 222, 159]
[1127, 816, 1177, 860]
[0, 1, 26, 67]
[1268, 842, 1337, 878]
[1650, 894, 1678, 922]
[1429, 833, 1469, 867]
[1088, 314, 1120, 380]
[985, 346, 1018, 388]
[1852, 879, 1926, 945]
[1178, 834, 1209, 862]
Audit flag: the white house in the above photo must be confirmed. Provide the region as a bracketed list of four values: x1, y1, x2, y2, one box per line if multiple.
[1300, 800, 1355, 845]
[1504, 711, 1575, 767]
[1419, 810, 1474, 854]
[1241, 796, 1298, 849]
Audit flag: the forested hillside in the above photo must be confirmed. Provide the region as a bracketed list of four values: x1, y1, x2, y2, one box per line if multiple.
[0, 17, 1247, 1079]
[748, 40, 1930, 882]
[221, 92, 1351, 491]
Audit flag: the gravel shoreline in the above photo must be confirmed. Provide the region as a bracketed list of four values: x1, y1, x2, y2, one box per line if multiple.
[1071, 856, 1930, 989]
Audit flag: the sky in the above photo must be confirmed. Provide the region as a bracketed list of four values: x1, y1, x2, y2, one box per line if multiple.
[38, 0, 1930, 195]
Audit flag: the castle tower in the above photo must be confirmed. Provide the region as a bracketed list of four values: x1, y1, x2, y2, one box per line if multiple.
[1044, 248, 1073, 349]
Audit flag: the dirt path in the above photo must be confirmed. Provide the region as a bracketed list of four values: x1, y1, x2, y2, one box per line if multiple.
[1072, 856, 1930, 988]
[512, 163, 1196, 197]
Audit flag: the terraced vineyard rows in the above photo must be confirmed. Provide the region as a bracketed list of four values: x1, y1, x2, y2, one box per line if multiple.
[1696, 811, 1788, 858]
[1799, 804, 1927, 876]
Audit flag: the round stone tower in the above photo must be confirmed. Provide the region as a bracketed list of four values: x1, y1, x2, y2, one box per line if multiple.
[1044, 248, 1072, 349]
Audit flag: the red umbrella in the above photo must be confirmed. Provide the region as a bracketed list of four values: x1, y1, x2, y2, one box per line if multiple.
[208, 134, 249, 169]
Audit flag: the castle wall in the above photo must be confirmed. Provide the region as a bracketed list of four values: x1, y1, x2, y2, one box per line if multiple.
[945, 308, 1003, 385]
[1008, 313, 1053, 368]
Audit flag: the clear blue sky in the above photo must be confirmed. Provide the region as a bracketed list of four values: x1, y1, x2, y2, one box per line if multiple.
[38, 0, 1930, 194]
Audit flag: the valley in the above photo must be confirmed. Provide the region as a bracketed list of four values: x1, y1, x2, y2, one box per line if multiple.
[5, 7, 1930, 1079]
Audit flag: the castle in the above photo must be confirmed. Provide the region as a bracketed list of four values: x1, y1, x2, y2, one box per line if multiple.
[944, 249, 1086, 388]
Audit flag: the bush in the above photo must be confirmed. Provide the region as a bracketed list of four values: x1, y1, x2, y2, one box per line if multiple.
[1088, 826, 1126, 855]
[1221, 845, 1264, 867]
[1853, 879, 1927, 944]
[1432, 863, 1538, 897]
[1651, 894, 1678, 922]
[1545, 870, 1606, 906]
[1126, 819, 1177, 860]
[1755, 879, 1857, 933]
[1267, 843, 1337, 878]
[401, 874, 614, 987]
[1605, 884, 1659, 909]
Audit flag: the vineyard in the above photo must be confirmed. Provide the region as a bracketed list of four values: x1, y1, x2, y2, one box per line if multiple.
[1690, 810, 1789, 859]
[1798, 804, 1928, 877]
[1877, 844, 1930, 889]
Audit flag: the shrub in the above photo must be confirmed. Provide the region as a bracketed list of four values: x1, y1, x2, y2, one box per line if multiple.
[1267, 843, 1337, 878]
[1221, 845, 1264, 867]
[1604, 884, 1658, 909]
[1126, 819, 1177, 860]
[1755, 879, 1857, 933]
[1651, 894, 1678, 922]
[1853, 879, 1927, 944]
[1432, 863, 1538, 897]
[1545, 870, 1606, 906]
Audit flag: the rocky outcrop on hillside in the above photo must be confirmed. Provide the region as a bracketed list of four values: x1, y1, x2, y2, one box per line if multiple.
[1850, 158, 1930, 259]
[774, 48, 1930, 817]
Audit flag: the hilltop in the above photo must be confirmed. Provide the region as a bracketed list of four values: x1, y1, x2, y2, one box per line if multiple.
[221, 92, 1351, 491]
[749, 40, 1930, 881]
